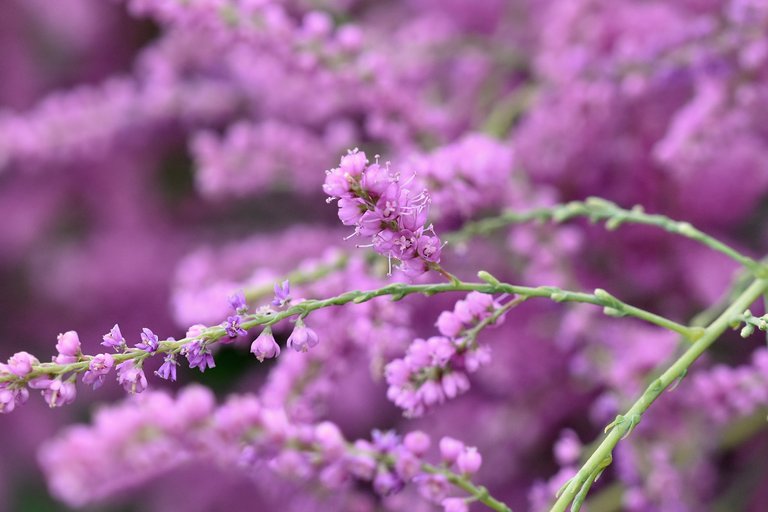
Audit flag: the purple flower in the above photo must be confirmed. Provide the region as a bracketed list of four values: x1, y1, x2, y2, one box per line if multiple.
[323, 167, 353, 198]
[116, 360, 147, 394]
[441, 372, 470, 399]
[7, 352, 39, 377]
[373, 469, 403, 496]
[339, 148, 367, 176]
[337, 197, 366, 226]
[186, 324, 207, 338]
[0, 388, 17, 414]
[136, 328, 160, 353]
[224, 315, 247, 338]
[416, 233, 441, 262]
[393, 448, 422, 480]
[404, 431, 431, 457]
[42, 380, 77, 408]
[0, 385, 28, 414]
[347, 440, 377, 480]
[228, 290, 248, 315]
[463, 291, 496, 319]
[439, 437, 465, 464]
[399, 257, 430, 279]
[372, 429, 401, 453]
[456, 447, 482, 474]
[442, 498, 469, 512]
[101, 324, 126, 351]
[436, 311, 464, 337]
[155, 354, 178, 381]
[313, 421, 346, 459]
[272, 280, 291, 308]
[415, 474, 450, 503]
[82, 353, 115, 390]
[184, 340, 216, 373]
[250, 328, 281, 362]
[325, 150, 443, 278]
[55, 331, 81, 357]
[286, 321, 320, 352]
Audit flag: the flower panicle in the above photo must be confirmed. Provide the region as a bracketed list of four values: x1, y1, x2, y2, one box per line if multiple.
[385, 292, 508, 417]
[324, 149, 443, 278]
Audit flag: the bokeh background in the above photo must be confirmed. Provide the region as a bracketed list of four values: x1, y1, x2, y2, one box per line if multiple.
[2, 1, 768, 511]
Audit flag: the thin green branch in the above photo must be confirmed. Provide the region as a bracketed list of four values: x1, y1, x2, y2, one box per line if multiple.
[423, 463, 513, 512]
[549, 278, 768, 512]
[448, 198, 764, 277]
[353, 447, 513, 512]
[0, 275, 692, 385]
[243, 252, 349, 302]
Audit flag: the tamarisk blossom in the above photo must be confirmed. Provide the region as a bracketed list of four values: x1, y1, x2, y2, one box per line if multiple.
[115, 360, 147, 394]
[183, 340, 216, 372]
[224, 290, 249, 338]
[39, 386, 490, 508]
[181, 324, 216, 373]
[82, 354, 115, 390]
[251, 328, 281, 362]
[31, 379, 77, 408]
[135, 328, 159, 353]
[272, 280, 291, 308]
[0, 358, 30, 412]
[0, 384, 27, 414]
[324, 149, 442, 278]
[155, 354, 178, 382]
[101, 324, 126, 351]
[54, 331, 81, 364]
[228, 290, 248, 315]
[386, 292, 505, 417]
[6, 351, 38, 377]
[286, 320, 320, 353]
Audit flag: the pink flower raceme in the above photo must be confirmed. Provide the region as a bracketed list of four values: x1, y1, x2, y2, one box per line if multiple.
[324, 149, 442, 277]
[385, 292, 504, 417]
[39, 386, 487, 509]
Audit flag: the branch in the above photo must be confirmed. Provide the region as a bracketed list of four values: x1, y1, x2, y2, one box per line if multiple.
[549, 277, 768, 512]
[448, 198, 764, 277]
[0, 275, 693, 388]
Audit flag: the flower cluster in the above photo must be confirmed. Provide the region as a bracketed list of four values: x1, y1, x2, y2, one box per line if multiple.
[385, 292, 507, 417]
[8, 0, 768, 510]
[0, 276, 335, 414]
[408, 133, 516, 221]
[324, 150, 442, 277]
[40, 385, 486, 510]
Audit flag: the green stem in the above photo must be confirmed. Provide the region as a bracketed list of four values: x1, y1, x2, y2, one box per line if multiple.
[463, 295, 526, 343]
[482, 84, 538, 138]
[243, 252, 349, 302]
[352, 447, 512, 512]
[448, 198, 764, 277]
[423, 463, 513, 512]
[0, 277, 691, 384]
[549, 278, 768, 512]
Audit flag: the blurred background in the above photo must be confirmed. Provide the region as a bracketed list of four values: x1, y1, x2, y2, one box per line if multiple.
[2, 1, 768, 511]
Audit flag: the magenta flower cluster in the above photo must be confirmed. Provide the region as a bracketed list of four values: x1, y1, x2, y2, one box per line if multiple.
[324, 150, 442, 278]
[40, 385, 483, 511]
[386, 292, 505, 417]
[5, 0, 768, 511]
